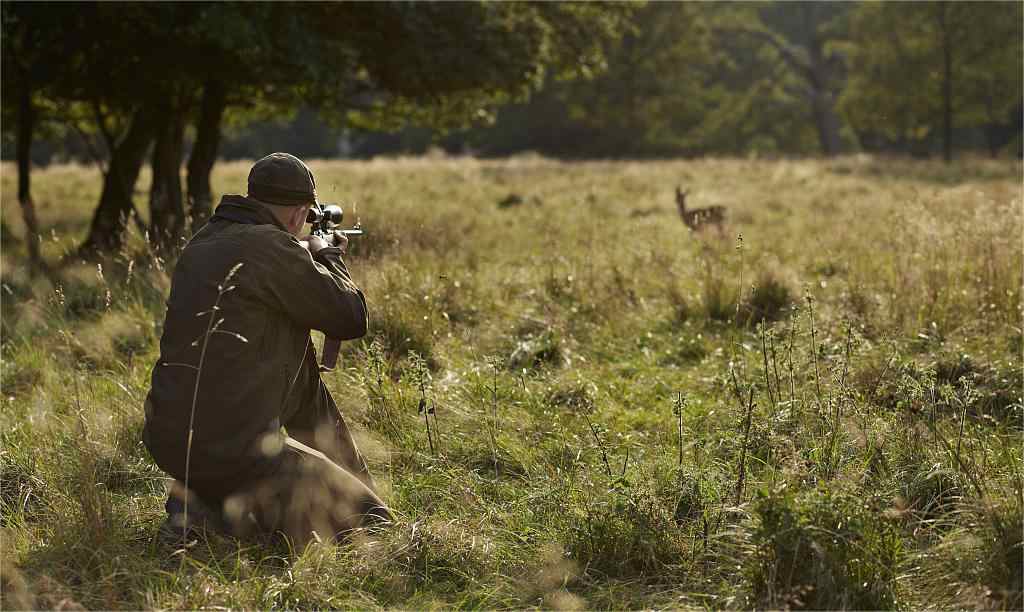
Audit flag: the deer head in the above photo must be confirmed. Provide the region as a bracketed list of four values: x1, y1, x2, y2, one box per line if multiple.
[675, 186, 689, 212]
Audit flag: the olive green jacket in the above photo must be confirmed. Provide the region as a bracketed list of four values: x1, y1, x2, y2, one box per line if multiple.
[143, 195, 367, 492]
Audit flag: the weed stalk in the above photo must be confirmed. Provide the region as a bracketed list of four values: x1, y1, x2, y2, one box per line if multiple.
[735, 385, 755, 505]
[769, 328, 782, 400]
[585, 414, 613, 478]
[409, 351, 437, 455]
[759, 322, 777, 411]
[805, 292, 822, 403]
[734, 233, 745, 329]
[672, 392, 686, 469]
[489, 356, 501, 479]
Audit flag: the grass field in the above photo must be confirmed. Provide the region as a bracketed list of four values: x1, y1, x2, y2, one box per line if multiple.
[1, 155, 1021, 610]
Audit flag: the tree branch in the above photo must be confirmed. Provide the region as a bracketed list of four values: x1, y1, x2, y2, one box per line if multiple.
[716, 23, 816, 84]
[92, 99, 116, 152]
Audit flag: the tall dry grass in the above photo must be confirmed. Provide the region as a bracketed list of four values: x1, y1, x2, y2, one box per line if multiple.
[1, 155, 1021, 609]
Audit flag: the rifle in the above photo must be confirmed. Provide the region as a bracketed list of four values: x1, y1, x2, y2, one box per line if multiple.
[306, 203, 363, 372]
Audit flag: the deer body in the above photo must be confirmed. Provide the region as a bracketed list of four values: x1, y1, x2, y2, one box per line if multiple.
[676, 187, 725, 231]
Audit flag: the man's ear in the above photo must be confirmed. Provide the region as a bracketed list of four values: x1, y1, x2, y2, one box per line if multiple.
[290, 205, 308, 232]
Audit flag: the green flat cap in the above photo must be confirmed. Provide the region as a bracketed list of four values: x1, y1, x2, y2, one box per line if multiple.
[247, 152, 318, 206]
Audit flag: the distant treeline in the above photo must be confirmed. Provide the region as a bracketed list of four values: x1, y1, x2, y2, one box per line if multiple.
[3, 2, 1020, 258]
[9, 2, 1021, 166]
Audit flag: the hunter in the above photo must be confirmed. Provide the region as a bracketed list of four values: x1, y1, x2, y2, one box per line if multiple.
[143, 152, 390, 545]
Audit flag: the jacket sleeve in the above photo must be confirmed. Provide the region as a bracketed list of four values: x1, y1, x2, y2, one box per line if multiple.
[255, 230, 368, 340]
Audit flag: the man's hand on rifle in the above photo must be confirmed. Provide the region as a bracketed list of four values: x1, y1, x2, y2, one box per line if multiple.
[299, 231, 348, 254]
[299, 234, 329, 254]
[329, 230, 349, 253]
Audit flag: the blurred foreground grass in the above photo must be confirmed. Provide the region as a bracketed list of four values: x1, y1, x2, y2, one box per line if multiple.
[1, 155, 1021, 609]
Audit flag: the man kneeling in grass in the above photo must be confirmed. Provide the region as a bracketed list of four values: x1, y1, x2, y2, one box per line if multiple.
[143, 152, 390, 546]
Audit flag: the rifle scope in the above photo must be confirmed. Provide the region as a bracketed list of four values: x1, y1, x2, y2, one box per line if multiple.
[307, 204, 344, 225]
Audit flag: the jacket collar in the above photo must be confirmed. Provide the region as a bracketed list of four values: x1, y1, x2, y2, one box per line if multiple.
[211, 194, 289, 232]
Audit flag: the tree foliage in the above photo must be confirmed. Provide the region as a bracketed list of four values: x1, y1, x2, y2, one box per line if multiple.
[840, 1, 1023, 160]
[1, 1, 634, 254]
[441, 2, 854, 157]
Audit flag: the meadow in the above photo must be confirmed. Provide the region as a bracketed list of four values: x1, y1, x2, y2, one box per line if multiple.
[0, 155, 1021, 610]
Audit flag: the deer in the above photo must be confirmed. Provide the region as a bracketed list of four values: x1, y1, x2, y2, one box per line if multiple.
[675, 187, 725, 232]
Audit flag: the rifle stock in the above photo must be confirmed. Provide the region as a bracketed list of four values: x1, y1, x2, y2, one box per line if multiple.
[320, 337, 341, 371]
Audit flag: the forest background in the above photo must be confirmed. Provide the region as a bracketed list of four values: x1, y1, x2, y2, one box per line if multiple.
[10, 2, 1024, 166]
[6, 2, 1021, 260]
[7, 2, 1023, 230]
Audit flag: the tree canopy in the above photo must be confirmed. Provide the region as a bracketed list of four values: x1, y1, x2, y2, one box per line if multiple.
[840, 1, 1023, 160]
[381, 1, 1018, 161]
[2, 1, 634, 256]
[3, 1, 1021, 261]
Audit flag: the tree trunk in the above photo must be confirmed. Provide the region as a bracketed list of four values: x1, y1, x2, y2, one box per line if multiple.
[984, 124, 1001, 158]
[149, 103, 187, 251]
[942, 48, 953, 163]
[1013, 101, 1024, 159]
[807, 37, 842, 157]
[810, 90, 842, 157]
[939, 8, 953, 163]
[983, 100, 1022, 158]
[186, 81, 227, 231]
[16, 85, 42, 269]
[79, 107, 158, 256]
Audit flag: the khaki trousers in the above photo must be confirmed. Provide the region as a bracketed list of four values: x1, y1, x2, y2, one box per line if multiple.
[222, 436, 391, 546]
[180, 381, 391, 546]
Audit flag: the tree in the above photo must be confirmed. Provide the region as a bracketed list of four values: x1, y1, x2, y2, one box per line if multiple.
[1, 11, 45, 267]
[3, 2, 633, 255]
[47, 3, 205, 254]
[841, 1, 1023, 162]
[446, 2, 849, 158]
[708, 2, 851, 157]
[448, 3, 732, 158]
[551, 2, 714, 157]
[98, 3, 631, 253]
[1, 4, 93, 268]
